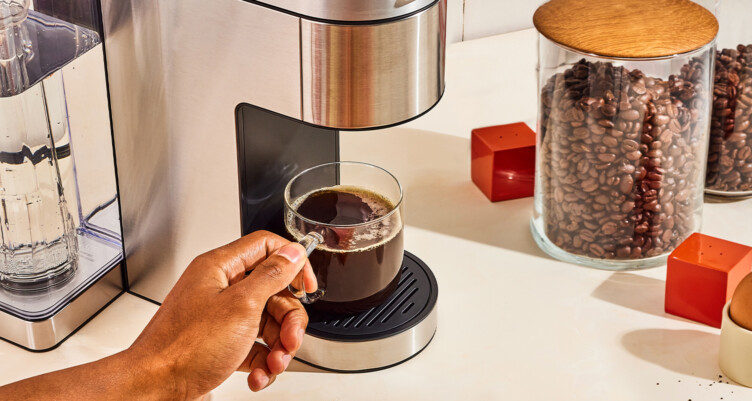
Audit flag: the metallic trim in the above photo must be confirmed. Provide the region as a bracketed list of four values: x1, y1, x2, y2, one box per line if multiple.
[250, 0, 437, 23]
[0, 266, 123, 351]
[301, 0, 446, 129]
[296, 301, 437, 371]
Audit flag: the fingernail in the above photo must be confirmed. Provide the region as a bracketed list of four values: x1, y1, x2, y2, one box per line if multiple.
[297, 328, 305, 346]
[281, 353, 292, 370]
[277, 244, 303, 264]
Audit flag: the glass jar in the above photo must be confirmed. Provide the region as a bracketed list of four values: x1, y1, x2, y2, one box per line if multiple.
[531, 0, 717, 269]
[705, 1, 752, 198]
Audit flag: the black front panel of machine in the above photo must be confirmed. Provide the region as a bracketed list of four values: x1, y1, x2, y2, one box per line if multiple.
[236, 104, 339, 237]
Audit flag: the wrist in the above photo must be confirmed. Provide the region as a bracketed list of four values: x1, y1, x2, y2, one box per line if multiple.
[118, 347, 186, 401]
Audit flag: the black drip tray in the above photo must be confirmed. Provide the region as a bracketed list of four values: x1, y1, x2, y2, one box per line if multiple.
[305, 251, 438, 342]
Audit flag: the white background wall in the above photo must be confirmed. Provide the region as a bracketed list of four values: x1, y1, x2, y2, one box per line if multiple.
[446, 0, 547, 44]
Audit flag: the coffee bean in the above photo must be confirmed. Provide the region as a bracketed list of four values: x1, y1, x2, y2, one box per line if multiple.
[577, 159, 591, 174]
[582, 178, 599, 192]
[647, 171, 663, 181]
[619, 174, 634, 194]
[675, 189, 690, 202]
[662, 229, 674, 243]
[664, 201, 675, 216]
[619, 163, 636, 174]
[622, 139, 639, 152]
[620, 109, 641, 121]
[644, 200, 661, 212]
[652, 114, 670, 126]
[580, 229, 596, 242]
[574, 127, 590, 139]
[659, 129, 674, 144]
[616, 246, 632, 258]
[630, 246, 643, 258]
[648, 149, 664, 158]
[668, 119, 682, 133]
[602, 136, 619, 148]
[602, 222, 618, 235]
[626, 150, 642, 161]
[589, 243, 606, 257]
[739, 146, 752, 160]
[636, 166, 647, 180]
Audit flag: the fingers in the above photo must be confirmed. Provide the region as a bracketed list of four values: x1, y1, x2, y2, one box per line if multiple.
[236, 243, 308, 302]
[240, 343, 277, 392]
[289, 260, 318, 294]
[194, 231, 290, 287]
[257, 313, 289, 375]
[188, 230, 318, 297]
[257, 292, 309, 375]
[257, 309, 303, 375]
[266, 293, 309, 353]
[304, 260, 318, 291]
[266, 340, 292, 376]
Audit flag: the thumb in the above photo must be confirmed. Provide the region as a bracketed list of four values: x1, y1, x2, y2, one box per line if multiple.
[238, 243, 307, 302]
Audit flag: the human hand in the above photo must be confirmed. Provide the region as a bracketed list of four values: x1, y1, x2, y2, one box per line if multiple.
[127, 231, 317, 400]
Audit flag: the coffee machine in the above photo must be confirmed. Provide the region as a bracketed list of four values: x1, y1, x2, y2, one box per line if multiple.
[103, 0, 445, 371]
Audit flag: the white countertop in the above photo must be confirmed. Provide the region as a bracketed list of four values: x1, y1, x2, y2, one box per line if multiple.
[3, 28, 752, 401]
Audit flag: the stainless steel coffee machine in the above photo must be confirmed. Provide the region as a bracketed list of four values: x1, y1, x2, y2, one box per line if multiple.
[103, 0, 445, 371]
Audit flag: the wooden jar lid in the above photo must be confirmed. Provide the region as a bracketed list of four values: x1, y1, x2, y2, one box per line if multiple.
[533, 0, 718, 59]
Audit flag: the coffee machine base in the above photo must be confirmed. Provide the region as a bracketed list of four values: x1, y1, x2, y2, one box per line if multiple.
[295, 251, 438, 372]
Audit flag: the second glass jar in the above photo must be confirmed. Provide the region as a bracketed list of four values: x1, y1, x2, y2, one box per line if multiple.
[705, 1, 752, 198]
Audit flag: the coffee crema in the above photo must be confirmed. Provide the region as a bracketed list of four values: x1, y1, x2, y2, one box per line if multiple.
[286, 185, 404, 313]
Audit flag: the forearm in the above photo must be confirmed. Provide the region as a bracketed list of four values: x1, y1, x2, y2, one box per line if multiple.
[0, 349, 180, 401]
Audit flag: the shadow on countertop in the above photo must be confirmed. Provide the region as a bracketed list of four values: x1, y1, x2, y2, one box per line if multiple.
[591, 273, 684, 321]
[340, 127, 548, 260]
[621, 329, 725, 382]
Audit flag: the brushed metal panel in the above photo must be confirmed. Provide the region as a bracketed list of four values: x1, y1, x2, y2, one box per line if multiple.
[101, 0, 174, 300]
[0, 266, 123, 351]
[301, 0, 446, 129]
[251, 0, 437, 22]
[103, 0, 302, 301]
[297, 303, 437, 371]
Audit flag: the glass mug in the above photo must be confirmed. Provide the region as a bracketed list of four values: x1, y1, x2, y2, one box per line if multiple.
[284, 162, 404, 314]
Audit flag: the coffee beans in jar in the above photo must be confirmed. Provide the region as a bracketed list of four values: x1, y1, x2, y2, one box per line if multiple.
[706, 45, 752, 196]
[536, 58, 710, 262]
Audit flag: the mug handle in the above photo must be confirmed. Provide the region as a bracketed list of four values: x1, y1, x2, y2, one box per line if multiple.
[288, 232, 325, 304]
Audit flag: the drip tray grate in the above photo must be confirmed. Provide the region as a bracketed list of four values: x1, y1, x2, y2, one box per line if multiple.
[305, 251, 438, 341]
